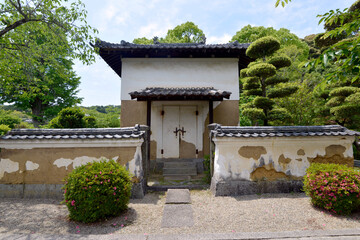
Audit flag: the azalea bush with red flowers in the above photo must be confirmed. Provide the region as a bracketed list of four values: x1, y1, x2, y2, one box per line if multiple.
[303, 163, 360, 215]
[63, 159, 132, 223]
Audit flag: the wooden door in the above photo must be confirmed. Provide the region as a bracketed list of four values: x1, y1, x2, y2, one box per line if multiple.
[162, 106, 197, 158]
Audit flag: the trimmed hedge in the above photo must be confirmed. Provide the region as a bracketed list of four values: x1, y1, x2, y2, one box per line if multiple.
[304, 163, 360, 215]
[268, 86, 298, 98]
[247, 63, 276, 78]
[243, 89, 262, 96]
[268, 56, 291, 69]
[63, 159, 132, 223]
[330, 104, 360, 119]
[329, 87, 360, 97]
[242, 107, 265, 120]
[240, 68, 249, 78]
[243, 77, 261, 90]
[265, 76, 289, 86]
[253, 96, 274, 110]
[325, 96, 346, 107]
[268, 108, 291, 121]
[246, 36, 280, 59]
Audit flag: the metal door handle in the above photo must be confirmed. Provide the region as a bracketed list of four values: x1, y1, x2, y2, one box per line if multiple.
[173, 127, 179, 137]
[179, 127, 186, 138]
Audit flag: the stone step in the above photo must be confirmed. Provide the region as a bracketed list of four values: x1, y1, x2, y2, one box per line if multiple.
[160, 158, 195, 163]
[163, 175, 192, 181]
[163, 168, 197, 176]
[354, 160, 360, 168]
[164, 162, 197, 168]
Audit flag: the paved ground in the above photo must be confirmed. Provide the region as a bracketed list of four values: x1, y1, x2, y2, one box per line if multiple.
[1, 190, 360, 239]
[1, 229, 360, 240]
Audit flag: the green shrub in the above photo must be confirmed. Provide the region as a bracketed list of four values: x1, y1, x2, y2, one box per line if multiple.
[0, 124, 11, 136]
[0, 114, 21, 128]
[303, 163, 360, 215]
[48, 116, 62, 128]
[14, 122, 34, 129]
[58, 107, 85, 128]
[63, 159, 132, 223]
[203, 155, 211, 184]
[84, 116, 97, 128]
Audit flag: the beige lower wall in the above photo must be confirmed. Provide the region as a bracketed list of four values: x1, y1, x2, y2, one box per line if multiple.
[121, 100, 147, 127]
[213, 135, 355, 182]
[203, 100, 239, 156]
[0, 147, 137, 184]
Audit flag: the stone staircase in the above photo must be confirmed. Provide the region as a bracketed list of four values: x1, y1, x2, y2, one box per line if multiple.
[162, 160, 199, 180]
[355, 160, 360, 168]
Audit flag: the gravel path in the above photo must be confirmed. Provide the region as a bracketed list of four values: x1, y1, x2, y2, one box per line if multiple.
[0, 191, 359, 236]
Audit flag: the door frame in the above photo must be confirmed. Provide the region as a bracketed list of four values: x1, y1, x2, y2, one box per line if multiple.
[149, 101, 209, 160]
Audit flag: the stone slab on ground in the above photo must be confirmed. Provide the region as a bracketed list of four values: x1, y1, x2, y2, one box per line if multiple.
[165, 189, 191, 204]
[161, 204, 194, 228]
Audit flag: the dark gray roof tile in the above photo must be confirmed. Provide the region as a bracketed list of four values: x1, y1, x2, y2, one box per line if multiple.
[0, 126, 146, 141]
[130, 87, 231, 101]
[210, 124, 360, 138]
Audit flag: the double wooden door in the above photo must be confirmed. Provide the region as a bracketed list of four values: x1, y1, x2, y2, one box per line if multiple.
[162, 106, 197, 158]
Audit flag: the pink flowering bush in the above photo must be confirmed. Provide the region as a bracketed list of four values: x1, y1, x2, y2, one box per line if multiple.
[63, 159, 132, 223]
[303, 163, 360, 215]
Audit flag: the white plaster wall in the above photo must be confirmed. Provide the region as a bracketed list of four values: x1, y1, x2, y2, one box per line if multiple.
[121, 58, 239, 100]
[0, 159, 19, 179]
[51, 146, 143, 178]
[212, 136, 355, 181]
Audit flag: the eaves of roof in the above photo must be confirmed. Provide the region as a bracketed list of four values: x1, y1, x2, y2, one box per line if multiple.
[95, 40, 252, 77]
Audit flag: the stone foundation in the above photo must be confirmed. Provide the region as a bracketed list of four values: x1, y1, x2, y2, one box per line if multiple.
[210, 177, 303, 196]
[0, 182, 146, 199]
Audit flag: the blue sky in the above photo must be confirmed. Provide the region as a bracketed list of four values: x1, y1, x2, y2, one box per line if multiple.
[75, 0, 354, 106]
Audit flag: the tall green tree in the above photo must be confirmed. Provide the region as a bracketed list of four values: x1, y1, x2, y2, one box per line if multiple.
[240, 36, 296, 126]
[276, 0, 360, 82]
[0, 0, 97, 63]
[0, 0, 97, 126]
[133, 21, 205, 44]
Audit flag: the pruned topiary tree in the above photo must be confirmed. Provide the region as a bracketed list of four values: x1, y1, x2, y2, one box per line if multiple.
[240, 36, 297, 125]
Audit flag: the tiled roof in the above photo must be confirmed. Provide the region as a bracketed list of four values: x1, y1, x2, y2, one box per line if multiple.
[95, 40, 252, 77]
[0, 125, 146, 141]
[96, 40, 250, 51]
[129, 87, 231, 101]
[209, 124, 360, 138]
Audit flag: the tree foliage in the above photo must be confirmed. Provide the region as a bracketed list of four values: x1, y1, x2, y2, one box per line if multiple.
[0, 0, 97, 126]
[133, 21, 205, 44]
[0, 0, 98, 63]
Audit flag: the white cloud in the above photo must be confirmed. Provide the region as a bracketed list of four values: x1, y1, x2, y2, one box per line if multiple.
[138, 23, 170, 39]
[207, 34, 232, 44]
